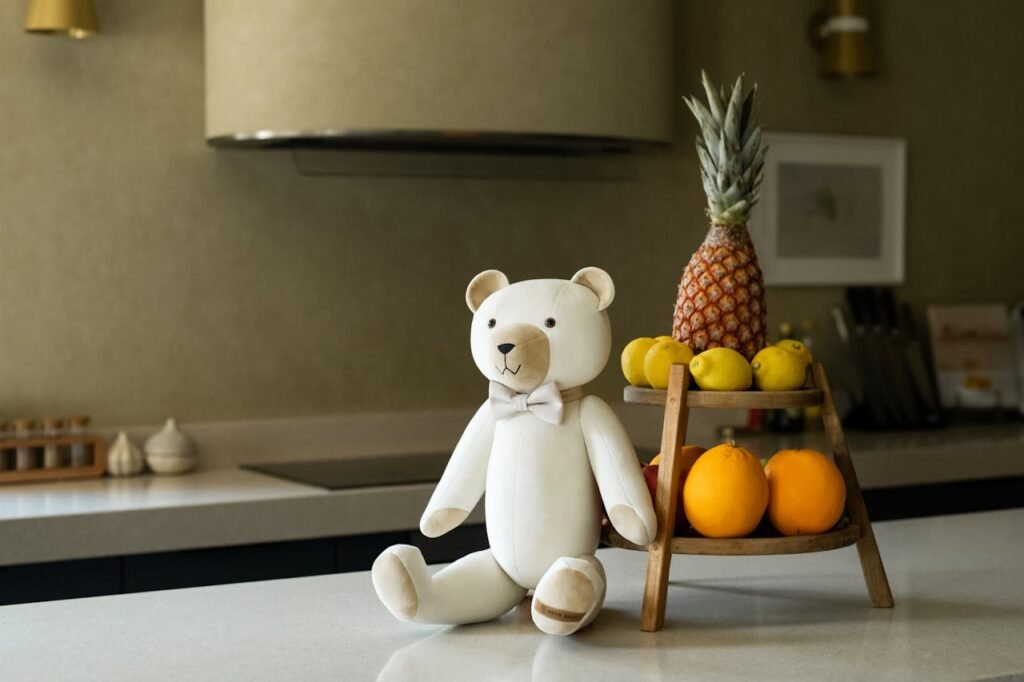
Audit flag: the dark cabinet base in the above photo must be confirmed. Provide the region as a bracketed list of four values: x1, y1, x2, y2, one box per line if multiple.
[0, 524, 489, 606]
[863, 475, 1024, 522]
[123, 539, 338, 593]
[0, 557, 121, 605]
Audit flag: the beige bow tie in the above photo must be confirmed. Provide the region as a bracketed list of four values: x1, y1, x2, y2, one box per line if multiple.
[488, 381, 583, 425]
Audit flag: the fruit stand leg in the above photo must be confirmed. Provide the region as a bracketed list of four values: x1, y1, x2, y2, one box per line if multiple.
[641, 364, 691, 632]
[813, 363, 895, 608]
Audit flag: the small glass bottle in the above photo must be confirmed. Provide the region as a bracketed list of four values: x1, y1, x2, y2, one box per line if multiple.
[13, 419, 37, 471]
[41, 417, 65, 469]
[0, 421, 10, 471]
[67, 415, 92, 467]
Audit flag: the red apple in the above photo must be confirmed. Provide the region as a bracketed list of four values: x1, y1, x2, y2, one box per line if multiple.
[641, 464, 688, 533]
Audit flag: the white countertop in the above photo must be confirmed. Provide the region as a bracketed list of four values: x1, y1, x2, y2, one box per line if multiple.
[0, 468, 320, 519]
[1, 508, 1022, 682]
[0, 468, 482, 566]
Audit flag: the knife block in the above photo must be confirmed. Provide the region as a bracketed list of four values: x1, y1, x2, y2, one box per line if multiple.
[605, 362, 893, 632]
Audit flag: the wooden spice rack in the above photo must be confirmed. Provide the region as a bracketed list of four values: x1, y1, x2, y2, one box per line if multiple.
[0, 434, 107, 485]
[603, 362, 894, 632]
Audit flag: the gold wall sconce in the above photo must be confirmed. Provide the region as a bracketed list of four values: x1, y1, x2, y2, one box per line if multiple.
[810, 0, 874, 78]
[25, 0, 99, 39]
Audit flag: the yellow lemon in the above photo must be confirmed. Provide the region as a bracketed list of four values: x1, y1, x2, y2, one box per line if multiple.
[655, 335, 675, 343]
[775, 339, 813, 365]
[689, 347, 752, 391]
[643, 340, 694, 390]
[621, 337, 657, 387]
[751, 346, 808, 391]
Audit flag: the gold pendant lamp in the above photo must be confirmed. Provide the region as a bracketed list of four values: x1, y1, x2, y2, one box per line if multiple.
[811, 0, 874, 78]
[25, 0, 99, 39]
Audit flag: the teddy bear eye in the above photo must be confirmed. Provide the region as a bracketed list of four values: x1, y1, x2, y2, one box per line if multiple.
[544, 318, 556, 328]
[488, 318, 496, 328]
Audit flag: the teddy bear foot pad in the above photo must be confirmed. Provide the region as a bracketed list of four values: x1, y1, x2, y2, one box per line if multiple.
[531, 556, 607, 636]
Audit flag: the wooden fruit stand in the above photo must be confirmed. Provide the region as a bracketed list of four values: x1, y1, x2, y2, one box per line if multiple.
[603, 362, 894, 632]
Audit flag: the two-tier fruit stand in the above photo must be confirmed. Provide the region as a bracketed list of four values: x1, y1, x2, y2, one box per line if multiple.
[603, 363, 894, 632]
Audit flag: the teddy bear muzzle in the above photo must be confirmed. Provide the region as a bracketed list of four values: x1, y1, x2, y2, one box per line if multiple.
[490, 323, 550, 392]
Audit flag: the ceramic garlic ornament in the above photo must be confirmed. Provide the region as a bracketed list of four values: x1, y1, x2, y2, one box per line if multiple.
[144, 418, 197, 475]
[107, 431, 145, 476]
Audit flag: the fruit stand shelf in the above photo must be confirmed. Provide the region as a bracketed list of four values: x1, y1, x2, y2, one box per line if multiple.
[611, 362, 893, 632]
[603, 518, 860, 556]
[623, 385, 823, 409]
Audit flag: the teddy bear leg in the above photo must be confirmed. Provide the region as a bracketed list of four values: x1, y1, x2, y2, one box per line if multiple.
[372, 545, 527, 625]
[530, 554, 607, 636]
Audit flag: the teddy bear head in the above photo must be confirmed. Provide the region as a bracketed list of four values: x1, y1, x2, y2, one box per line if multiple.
[465, 267, 615, 393]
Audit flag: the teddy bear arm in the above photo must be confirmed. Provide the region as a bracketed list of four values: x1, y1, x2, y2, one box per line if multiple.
[419, 400, 496, 538]
[580, 396, 658, 546]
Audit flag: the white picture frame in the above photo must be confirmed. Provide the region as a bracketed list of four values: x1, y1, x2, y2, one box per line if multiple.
[749, 133, 906, 286]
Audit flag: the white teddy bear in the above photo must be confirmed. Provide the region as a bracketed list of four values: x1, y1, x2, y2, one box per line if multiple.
[372, 267, 657, 635]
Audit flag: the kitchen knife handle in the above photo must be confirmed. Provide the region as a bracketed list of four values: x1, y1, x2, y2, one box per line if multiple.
[899, 303, 918, 339]
[845, 287, 869, 330]
[876, 288, 901, 335]
[831, 306, 851, 345]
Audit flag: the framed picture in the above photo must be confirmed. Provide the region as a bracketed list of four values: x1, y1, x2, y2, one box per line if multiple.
[749, 133, 906, 285]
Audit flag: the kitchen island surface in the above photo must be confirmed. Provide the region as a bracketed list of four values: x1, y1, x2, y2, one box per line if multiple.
[0, 468, 483, 566]
[2, 508, 1023, 681]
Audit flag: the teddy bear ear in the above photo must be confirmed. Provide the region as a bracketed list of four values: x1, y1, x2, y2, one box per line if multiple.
[571, 267, 615, 311]
[466, 270, 510, 312]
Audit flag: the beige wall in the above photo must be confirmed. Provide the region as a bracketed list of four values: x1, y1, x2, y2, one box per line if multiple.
[1, 1, 1022, 426]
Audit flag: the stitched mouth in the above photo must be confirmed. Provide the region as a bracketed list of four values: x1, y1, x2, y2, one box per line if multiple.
[496, 357, 522, 375]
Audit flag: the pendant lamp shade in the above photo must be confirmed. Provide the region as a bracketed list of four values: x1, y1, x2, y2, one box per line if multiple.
[813, 0, 873, 78]
[25, 0, 99, 38]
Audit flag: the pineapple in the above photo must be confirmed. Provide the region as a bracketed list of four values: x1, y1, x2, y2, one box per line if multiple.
[672, 72, 768, 361]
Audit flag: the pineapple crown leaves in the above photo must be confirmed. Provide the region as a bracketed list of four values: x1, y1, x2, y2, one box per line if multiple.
[683, 71, 768, 226]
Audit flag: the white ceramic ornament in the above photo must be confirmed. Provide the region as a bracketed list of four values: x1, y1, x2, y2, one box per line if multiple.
[144, 418, 197, 475]
[107, 431, 145, 477]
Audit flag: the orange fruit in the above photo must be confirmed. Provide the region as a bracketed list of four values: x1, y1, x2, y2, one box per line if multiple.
[647, 445, 705, 477]
[764, 449, 846, 536]
[683, 443, 768, 538]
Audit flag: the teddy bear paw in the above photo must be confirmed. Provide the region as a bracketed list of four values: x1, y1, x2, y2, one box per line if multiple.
[420, 507, 470, 538]
[372, 545, 426, 621]
[608, 504, 655, 546]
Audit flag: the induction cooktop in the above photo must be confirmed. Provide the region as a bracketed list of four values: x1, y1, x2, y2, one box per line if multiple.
[243, 452, 451, 490]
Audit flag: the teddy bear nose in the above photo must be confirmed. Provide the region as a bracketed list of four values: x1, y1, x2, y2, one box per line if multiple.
[497, 343, 516, 355]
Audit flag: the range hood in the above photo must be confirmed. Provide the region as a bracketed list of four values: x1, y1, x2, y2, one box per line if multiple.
[204, 0, 673, 155]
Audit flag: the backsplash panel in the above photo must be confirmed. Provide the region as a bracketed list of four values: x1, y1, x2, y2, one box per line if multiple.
[0, 1, 1020, 424]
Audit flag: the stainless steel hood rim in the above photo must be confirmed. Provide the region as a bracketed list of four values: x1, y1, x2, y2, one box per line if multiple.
[207, 128, 672, 155]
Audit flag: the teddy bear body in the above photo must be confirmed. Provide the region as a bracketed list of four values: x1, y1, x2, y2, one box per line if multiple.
[372, 269, 656, 635]
[486, 398, 600, 587]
